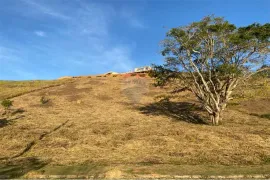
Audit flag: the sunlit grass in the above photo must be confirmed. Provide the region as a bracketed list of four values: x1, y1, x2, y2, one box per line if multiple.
[0, 80, 72, 100]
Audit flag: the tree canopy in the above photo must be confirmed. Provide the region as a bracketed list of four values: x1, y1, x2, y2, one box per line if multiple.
[152, 15, 270, 125]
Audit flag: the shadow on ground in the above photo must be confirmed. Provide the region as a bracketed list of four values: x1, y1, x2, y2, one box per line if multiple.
[10, 108, 25, 116]
[0, 118, 9, 128]
[0, 108, 25, 128]
[0, 157, 48, 178]
[0, 116, 25, 128]
[138, 100, 208, 124]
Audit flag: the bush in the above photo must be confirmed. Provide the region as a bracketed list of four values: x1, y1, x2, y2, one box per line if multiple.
[1, 99, 13, 109]
[139, 74, 146, 77]
[130, 73, 137, 76]
[250, 113, 270, 120]
[260, 114, 270, 119]
[40, 96, 49, 104]
[113, 75, 117, 77]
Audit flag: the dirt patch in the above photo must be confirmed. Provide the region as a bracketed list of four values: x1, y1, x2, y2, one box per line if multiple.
[122, 86, 149, 103]
[49, 83, 92, 96]
[104, 169, 123, 179]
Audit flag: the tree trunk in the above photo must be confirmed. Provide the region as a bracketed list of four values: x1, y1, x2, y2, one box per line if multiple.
[210, 111, 220, 126]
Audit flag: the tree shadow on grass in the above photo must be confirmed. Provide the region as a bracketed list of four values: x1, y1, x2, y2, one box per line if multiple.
[0, 157, 48, 178]
[0, 115, 25, 128]
[10, 108, 25, 116]
[138, 100, 208, 124]
[0, 108, 25, 128]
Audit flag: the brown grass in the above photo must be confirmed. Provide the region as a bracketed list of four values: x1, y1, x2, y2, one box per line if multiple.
[0, 79, 73, 101]
[0, 76, 270, 177]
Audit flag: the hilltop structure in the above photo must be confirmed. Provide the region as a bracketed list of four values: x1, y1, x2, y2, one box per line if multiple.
[134, 66, 152, 73]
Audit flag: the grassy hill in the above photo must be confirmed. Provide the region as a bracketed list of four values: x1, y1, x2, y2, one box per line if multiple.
[0, 74, 270, 178]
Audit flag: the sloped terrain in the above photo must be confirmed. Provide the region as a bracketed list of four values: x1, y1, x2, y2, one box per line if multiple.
[0, 75, 270, 178]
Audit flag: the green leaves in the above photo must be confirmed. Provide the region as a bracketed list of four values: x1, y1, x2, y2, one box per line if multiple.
[207, 21, 236, 33]
[215, 64, 243, 78]
[157, 15, 269, 125]
[162, 15, 269, 71]
[149, 65, 180, 87]
[238, 23, 270, 42]
[168, 28, 186, 38]
[1, 99, 13, 109]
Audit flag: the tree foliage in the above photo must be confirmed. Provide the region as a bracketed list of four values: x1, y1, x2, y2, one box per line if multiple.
[152, 15, 270, 125]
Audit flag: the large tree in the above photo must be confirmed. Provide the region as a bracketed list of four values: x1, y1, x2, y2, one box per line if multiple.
[153, 16, 270, 125]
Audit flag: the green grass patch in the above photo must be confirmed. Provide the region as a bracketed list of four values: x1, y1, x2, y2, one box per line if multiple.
[134, 164, 270, 176]
[38, 163, 106, 176]
[7, 163, 270, 178]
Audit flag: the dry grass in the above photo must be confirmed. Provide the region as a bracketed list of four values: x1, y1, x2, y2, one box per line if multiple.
[0, 76, 270, 177]
[0, 79, 73, 101]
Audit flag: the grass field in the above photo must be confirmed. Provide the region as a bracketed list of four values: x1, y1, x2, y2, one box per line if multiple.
[0, 79, 73, 101]
[0, 74, 270, 178]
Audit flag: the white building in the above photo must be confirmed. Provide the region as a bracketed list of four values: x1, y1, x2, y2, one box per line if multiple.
[134, 66, 152, 73]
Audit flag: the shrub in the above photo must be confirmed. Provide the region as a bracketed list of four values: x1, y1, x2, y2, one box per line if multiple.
[259, 114, 270, 120]
[139, 74, 146, 77]
[250, 113, 270, 120]
[40, 96, 49, 104]
[130, 73, 137, 76]
[1, 99, 13, 109]
[113, 75, 117, 77]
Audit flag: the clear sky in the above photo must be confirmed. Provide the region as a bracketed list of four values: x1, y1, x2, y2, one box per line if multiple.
[0, 0, 269, 80]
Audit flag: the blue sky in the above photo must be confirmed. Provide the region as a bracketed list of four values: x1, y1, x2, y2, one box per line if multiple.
[0, 0, 269, 80]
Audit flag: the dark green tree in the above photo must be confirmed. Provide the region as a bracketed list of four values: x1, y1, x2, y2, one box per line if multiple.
[154, 15, 270, 125]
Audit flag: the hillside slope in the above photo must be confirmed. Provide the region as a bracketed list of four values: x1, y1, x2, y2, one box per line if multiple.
[0, 75, 270, 178]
